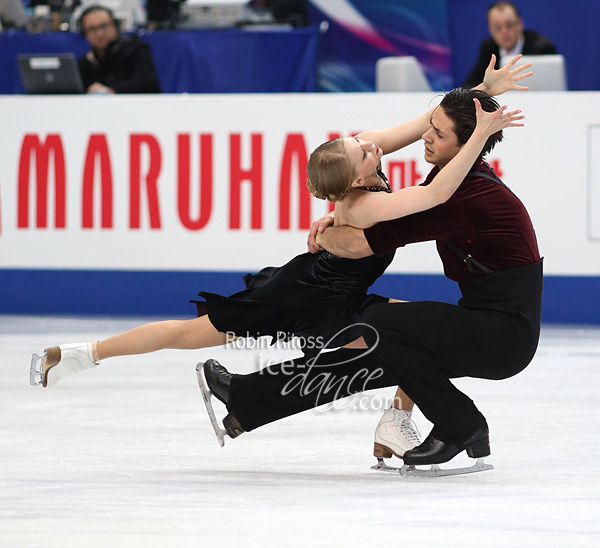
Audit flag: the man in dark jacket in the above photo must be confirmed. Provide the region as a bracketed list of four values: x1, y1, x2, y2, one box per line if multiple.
[78, 5, 161, 94]
[462, 1, 556, 89]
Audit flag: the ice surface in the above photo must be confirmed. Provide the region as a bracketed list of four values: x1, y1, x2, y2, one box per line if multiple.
[1, 316, 598, 547]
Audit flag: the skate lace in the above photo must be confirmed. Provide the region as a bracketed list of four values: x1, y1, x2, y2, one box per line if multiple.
[399, 416, 421, 445]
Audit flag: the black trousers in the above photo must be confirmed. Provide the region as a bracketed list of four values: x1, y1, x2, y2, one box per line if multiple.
[228, 260, 543, 443]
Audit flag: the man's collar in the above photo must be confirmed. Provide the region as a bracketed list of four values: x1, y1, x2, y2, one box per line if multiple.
[499, 33, 524, 58]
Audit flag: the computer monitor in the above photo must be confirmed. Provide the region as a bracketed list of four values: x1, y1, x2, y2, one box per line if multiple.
[17, 53, 85, 94]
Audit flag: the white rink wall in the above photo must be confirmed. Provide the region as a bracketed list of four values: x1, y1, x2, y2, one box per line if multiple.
[0, 93, 599, 322]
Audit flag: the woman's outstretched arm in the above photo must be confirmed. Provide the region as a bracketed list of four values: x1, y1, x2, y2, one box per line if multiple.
[344, 100, 524, 229]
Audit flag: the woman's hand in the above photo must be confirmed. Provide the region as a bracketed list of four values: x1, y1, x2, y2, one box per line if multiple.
[478, 54, 533, 96]
[473, 98, 525, 137]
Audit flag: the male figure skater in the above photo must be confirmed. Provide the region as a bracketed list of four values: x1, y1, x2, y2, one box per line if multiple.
[202, 86, 542, 476]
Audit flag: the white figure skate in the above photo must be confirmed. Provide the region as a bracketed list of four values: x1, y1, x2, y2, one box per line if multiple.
[373, 419, 495, 478]
[30, 343, 98, 387]
[371, 408, 421, 473]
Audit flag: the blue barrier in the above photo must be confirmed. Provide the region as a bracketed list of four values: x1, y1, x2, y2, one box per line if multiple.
[0, 268, 597, 324]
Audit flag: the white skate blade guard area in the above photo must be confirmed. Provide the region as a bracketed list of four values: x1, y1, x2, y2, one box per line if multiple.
[29, 352, 44, 386]
[371, 455, 494, 477]
[1, 316, 599, 548]
[399, 457, 494, 477]
[195, 362, 227, 447]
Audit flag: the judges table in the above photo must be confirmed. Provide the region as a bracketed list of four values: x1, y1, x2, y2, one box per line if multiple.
[0, 28, 320, 94]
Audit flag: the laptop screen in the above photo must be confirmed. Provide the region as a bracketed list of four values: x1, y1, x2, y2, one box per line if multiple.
[18, 54, 85, 95]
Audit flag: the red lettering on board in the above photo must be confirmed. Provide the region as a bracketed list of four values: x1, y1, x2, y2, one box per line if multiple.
[488, 159, 503, 179]
[177, 134, 213, 230]
[17, 134, 66, 228]
[82, 134, 113, 229]
[229, 133, 262, 229]
[130, 134, 162, 229]
[279, 133, 311, 229]
[387, 160, 422, 190]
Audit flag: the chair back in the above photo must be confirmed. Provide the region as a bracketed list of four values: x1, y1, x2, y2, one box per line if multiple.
[375, 56, 431, 92]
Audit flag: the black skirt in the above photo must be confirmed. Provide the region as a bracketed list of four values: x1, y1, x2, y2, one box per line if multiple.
[192, 250, 395, 350]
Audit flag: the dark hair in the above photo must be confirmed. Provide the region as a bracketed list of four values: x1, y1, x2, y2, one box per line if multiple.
[78, 5, 119, 35]
[488, 1, 521, 18]
[438, 88, 503, 157]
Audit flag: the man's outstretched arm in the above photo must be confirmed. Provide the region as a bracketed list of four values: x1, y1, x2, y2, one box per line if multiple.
[315, 226, 374, 258]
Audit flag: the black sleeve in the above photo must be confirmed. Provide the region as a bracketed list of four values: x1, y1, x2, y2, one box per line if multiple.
[533, 35, 557, 54]
[523, 30, 558, 55]
[77, 54, 97, 90]
[112, 41, 162, 94]
[461, 39, 498, 89]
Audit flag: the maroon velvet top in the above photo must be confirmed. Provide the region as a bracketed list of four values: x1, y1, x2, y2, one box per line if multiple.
[364, 159, 541, 283]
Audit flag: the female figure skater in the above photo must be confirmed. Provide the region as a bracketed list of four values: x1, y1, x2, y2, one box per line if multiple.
[31, 55, 529, 455]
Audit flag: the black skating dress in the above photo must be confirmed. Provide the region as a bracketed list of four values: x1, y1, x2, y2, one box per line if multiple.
[192, 177, 395, 352]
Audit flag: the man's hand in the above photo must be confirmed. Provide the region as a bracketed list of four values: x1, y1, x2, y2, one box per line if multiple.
[473, 98, 525, 135]
[87, 82, 115, 94]
[316, 225, 373, 259]
[307, 212, 335, 253]
[477, 54, 533, 96]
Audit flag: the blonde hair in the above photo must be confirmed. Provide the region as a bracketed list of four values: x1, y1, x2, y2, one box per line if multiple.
[306, 138, 355, 202]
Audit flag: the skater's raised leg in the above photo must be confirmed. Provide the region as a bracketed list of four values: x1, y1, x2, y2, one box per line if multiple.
[31, 316, 228, 387]
[96, 315, 226, 359]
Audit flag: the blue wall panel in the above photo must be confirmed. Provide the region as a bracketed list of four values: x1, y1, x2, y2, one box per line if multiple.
[1, 269, 597, 325]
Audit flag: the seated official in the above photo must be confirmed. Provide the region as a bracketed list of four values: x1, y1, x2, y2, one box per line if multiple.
[0, 0, 28, 31]
[462, 1, 556, 89]
[77, 4, 161, 94]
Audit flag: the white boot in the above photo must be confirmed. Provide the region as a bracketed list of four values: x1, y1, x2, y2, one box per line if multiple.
[374, 408, 421, 459]
[41, 343, 98, 387]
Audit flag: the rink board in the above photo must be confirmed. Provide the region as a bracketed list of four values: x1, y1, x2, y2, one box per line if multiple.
[0, 93, 599, 323]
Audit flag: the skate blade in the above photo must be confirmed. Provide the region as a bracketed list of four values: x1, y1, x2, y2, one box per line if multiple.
[371, 457, 404, 473]
[30, 352, 45, 386]
[195, 362, 227, 447]
[399, 457, 494, 478]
